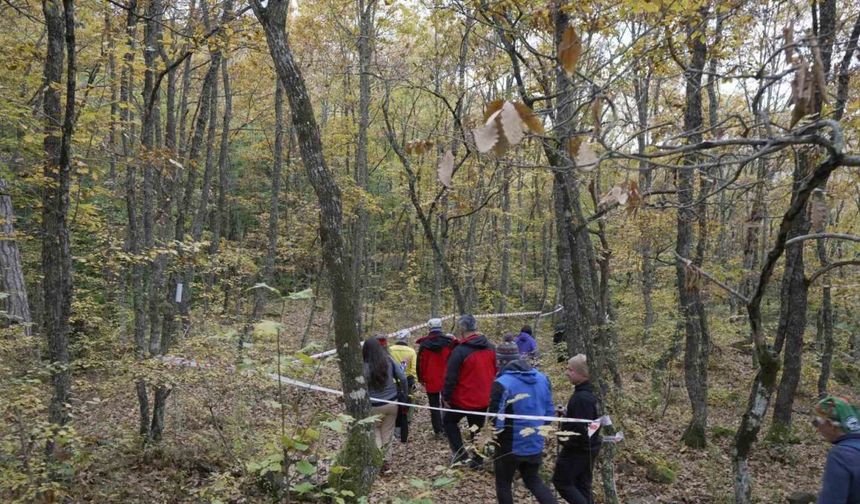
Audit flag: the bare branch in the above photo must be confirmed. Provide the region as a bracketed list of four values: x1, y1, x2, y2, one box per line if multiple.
[807, 260, 860, 286]
[674, 252, 750, 304]
[785, 233, 860, 246]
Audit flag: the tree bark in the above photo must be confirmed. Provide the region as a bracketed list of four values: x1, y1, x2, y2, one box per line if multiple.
[250, 0, 378, 496]
[676, 13, 710, 449]
[253, 77, 285, 320]
[41, 0, 75, 444]
[351, 0, 375, 332]
[498, 164, 511, 313]
[633, 71, 655, 339]
[0, 178, 31, 334]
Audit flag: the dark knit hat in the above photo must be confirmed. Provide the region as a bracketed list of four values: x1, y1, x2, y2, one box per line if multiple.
[496, 341, 520, 366]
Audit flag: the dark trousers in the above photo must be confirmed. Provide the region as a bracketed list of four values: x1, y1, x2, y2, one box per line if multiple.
[427, 392, 443, 435]
[494, 454, 557, 504]
[552, 449, 599, 504]
[443, 408, 486, 462]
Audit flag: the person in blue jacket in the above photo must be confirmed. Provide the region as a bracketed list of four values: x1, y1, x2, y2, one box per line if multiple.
[814, 395, 860, 504]
[489, 349, 557, 504]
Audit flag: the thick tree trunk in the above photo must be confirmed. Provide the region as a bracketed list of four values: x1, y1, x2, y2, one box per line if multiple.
[41, 0, 75, 443]
[251, 0, 377, 496]
[0, 178, 31, 334]
[676, 15, 710, 449]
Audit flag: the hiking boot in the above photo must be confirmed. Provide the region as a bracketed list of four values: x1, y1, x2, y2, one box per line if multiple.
[466, 457, 483, 470]
[380, 460, 392, 476]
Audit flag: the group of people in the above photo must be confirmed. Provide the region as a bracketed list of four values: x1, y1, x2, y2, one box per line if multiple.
[361, 314, 602, 504]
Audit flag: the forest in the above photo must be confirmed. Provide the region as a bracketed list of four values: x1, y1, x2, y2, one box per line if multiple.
[1, 0, 859, 502]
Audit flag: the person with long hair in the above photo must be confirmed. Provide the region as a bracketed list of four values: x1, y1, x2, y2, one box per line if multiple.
[362, 337, 407, 473]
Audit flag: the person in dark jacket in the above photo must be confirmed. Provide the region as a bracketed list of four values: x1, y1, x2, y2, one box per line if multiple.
[362, 337, 408, 474]
[416, 317, 454, 438]
[514, 325, 538, 360]
[490, 353, 557, 504]
[442, 314, 497, 466]
[553, 323, 567, 363]
[553, 354, 601, 504]
[813, 395, 860, 504]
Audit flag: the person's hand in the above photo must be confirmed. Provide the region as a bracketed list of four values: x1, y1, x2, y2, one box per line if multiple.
[442, 398, 450, 409]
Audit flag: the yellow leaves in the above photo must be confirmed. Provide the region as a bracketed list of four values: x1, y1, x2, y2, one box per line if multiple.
[473, 101, 543, 156]
[559, 25, 582, 76]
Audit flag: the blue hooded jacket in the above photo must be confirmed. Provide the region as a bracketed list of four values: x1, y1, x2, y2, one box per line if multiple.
[818, 433, 860, 504]
[489, 360, 554, 457]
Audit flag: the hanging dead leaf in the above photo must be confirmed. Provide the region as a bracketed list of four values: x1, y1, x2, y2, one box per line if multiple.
[598, 184, 625, 207]
[783, 24, 795, 64]
[483, 99, 506, 122]
[513, 102, 544, 134]
[405, 143, 413, 155]
[438, 150, 455, 188]
[568, 137, 583, 158]
[626, 180, 641, 215]
[684, 263, 701, 292]
[473, 109, 502, 154]
[500, 101, 525, 146]
[575, 141, 599, 171]
[559, 25, 582, 76]
[591, 97, 602, 136]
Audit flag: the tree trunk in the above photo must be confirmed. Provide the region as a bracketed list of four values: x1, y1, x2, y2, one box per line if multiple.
[498, 164, 511, 313]
[633, 72, 655, 339]
[251, 0, 377, 496]
[769, 151, 813, 437]
[41, 0, 75, 445]
[253, 77, 285, 320]
[0, 178, 32, 334]
[351, 0, 375, 332]
[211, 56, 232, 258]
[676, 14, 710, 449]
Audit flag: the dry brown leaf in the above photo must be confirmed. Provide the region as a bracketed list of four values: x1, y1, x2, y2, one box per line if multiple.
[405, 143, 413, 155]
[500, 101, 525, 146]
[568, 137, 583, 158]
[473, 110, 502, 154]
[559, 25, 582, 76]
[598, 184, 625, 207]
[438, 150, 455, 188]
[483, 99, 506, 123]
[513, 102, 544, 134]
[783, 24, 795, 64]
[591, 97, 602, 136]
[575, 141, 599, 171]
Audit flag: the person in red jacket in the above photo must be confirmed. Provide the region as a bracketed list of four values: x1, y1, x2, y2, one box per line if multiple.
[416, 317, 454, 439]
[442, 314, 497, 467]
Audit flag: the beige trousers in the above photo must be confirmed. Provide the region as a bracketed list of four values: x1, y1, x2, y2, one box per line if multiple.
[371, 403, 398, 450]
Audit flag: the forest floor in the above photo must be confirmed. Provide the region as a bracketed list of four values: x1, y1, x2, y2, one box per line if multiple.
[2, 296, 856, 504]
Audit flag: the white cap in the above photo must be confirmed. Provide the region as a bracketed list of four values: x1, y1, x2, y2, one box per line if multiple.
[395, 329, 410, 341]
[427, 318, 443, 330]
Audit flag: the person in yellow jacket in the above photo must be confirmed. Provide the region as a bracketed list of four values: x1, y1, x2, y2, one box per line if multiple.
[389, 329, 417, 391]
